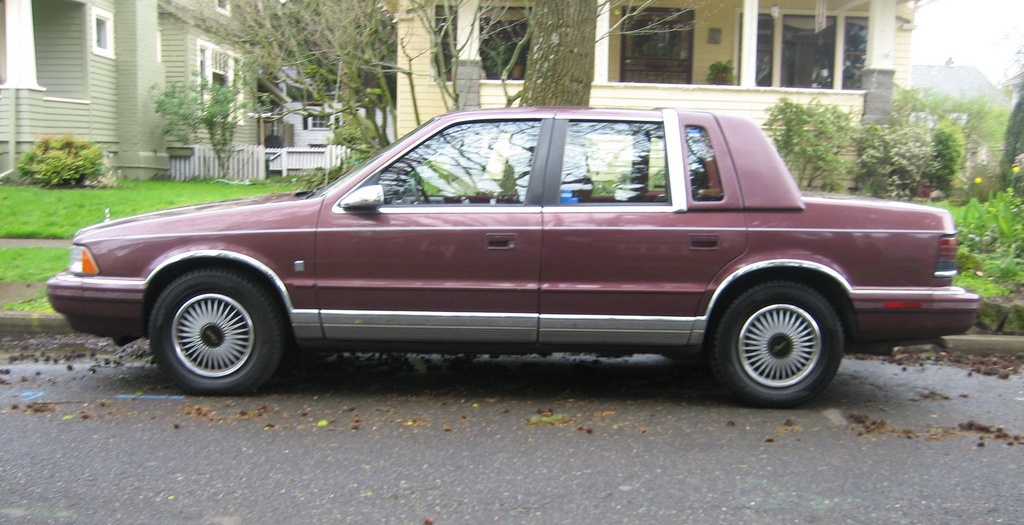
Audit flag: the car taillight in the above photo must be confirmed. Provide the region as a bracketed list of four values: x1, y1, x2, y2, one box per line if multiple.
[933, 235, 958, 278]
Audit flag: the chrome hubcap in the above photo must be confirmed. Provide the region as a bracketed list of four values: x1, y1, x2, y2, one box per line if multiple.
[172, 294, 254, 378]
[738, 304, 821, 388]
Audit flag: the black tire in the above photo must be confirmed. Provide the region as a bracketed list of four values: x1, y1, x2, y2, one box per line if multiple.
[710, 282, 844, 408]
[149, 268, 287, 395]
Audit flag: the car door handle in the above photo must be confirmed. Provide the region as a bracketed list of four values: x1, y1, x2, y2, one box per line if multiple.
[486, 233, 517, 250]
[690, 234, 718, 250]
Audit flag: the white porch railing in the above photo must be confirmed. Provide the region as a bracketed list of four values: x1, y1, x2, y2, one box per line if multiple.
[265, 145, 351, 177]
[168, 144, 352, 181]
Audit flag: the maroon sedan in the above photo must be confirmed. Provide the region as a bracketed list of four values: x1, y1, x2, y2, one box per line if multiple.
[48, 108, 979, 407]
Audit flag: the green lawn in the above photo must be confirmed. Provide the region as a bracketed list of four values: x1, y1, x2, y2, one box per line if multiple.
[0, 180, 303, 311]
[0, 247, 69, 281]
[0, 179, 303, 239]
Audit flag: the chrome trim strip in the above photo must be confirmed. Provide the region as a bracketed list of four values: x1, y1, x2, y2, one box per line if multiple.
[320, 310, 538, 343]
[849, 286, 974, 297]
[51, 274, 146, 289]
[82, 229, 314, 243]
[662, 108, 688, 213]
[540, 313, 697, 346]
[290, 309, 324, 339]
[933, 270, 958, 279]
[315, 310, 705, 347]
[148, 250, 296, 312]
[706, 260, 853, 317]
[542, 206, 674, 214]
[751, 227, 945, 235]
[316, 226, 542, 234]
[378, 206, 544, 215]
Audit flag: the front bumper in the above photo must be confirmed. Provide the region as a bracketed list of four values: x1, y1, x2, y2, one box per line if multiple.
[46, 273, 147, 339]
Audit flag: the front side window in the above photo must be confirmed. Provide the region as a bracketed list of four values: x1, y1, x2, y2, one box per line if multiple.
[92, 7, 115, 59]
[371, 120, 540, 206]
[559, 121, 668, 205]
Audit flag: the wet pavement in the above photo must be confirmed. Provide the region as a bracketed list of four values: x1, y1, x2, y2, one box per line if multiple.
[1, 335, 1023, 524]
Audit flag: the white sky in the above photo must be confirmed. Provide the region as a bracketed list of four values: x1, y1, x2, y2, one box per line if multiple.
[911, 0, 1024, 84]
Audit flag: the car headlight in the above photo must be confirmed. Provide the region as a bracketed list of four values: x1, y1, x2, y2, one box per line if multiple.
[70, 245, 100, 276]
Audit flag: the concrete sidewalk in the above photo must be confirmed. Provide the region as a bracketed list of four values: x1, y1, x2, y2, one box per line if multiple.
[1, 239, 1021, 356]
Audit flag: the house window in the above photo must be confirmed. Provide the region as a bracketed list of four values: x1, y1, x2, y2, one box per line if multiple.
[480, 7, 529, 80]
[433, 6, 457, 80]
[843, 17, 868, 90]
[0, 1, 7, 84]
[216, 0, 231, 15]
[309, 115, 331, 129]
[620, 8, 695, 84]
[91, 6, 115, 59]
[198, 41, 233, 86]
[752, 12, 868, 90]
[782, 15, 836, 88]
[755, 14, 774, 87]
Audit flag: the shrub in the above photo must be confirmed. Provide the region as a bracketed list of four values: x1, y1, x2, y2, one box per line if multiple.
[855, 121, 935, 200]
[947, 190, 1024, 292]
[930, 120, 966, 193]
[16, 135, 106, 188]
[764, 98, 859, 191]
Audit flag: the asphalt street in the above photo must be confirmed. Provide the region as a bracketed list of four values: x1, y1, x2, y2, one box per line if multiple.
[1, 340, 1022, 525]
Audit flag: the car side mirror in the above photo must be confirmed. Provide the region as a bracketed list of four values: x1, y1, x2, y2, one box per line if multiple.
[340, 185, 385, 211]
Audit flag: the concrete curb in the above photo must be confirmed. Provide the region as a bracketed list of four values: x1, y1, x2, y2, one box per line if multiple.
[0, 311, 74, 335]
[0, 310, 1020, 356]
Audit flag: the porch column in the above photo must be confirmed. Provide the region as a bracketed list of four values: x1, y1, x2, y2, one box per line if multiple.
[455, 0, 482, 109]
[593, 0, 610, 84]
[2, 0, 40, 88]
[739, 0, 758, 87]
[862, 0, 897, 124]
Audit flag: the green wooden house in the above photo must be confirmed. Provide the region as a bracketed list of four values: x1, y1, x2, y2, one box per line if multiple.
[0, 0, 255, 180]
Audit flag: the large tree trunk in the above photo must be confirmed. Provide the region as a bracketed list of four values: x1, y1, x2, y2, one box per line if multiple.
[521, 0, 596, 107]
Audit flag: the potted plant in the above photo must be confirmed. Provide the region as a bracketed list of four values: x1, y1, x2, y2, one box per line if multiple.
[707, 61, 734, 85]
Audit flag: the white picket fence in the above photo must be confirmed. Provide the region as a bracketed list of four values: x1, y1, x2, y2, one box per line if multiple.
[168, 144, 351, 181]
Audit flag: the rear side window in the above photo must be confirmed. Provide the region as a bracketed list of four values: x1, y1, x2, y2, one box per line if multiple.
[371, 120, 540, 205]
[559, 121, 668, 204]
[685, 125, 724, 202]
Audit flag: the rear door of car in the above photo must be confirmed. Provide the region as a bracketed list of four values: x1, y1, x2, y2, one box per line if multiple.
[538, 110, 747, 346]
[314, 117, 551, 343]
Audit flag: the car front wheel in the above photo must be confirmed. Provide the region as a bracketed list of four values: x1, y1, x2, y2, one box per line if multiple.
[149, 268, 286, 395]
[711, 282, 844, 408]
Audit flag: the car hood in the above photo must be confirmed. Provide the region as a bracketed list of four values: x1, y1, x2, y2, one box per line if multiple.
[74, 191, 316, 242]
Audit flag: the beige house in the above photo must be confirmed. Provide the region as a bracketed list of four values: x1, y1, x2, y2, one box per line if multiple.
[393, 0, 915, 135]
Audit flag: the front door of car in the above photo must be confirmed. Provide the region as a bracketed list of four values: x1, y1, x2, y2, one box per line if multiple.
[538, 114, 747, 346]
[315, 119, 547, 343]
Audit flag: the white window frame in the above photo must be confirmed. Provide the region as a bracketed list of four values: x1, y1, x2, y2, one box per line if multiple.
[196, 39, 235, 86]
[736, 8, 869, 91]
[91, 6, 115, 59]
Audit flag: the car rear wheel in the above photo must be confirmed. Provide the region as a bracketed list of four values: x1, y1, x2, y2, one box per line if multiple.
[711, 282, 843, 408]
[149, 268, 286, 395]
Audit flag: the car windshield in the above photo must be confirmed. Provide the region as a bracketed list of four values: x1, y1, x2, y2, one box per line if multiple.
[306, 119, 442, 199]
